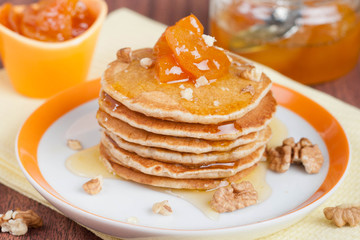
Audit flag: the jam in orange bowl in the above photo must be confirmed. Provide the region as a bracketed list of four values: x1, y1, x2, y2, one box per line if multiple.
[154, 14, 231, 83]
[0, 0, 97, 42]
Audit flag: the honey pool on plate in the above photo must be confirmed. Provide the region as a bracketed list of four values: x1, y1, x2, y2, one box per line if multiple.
[65, 117, 288, 219]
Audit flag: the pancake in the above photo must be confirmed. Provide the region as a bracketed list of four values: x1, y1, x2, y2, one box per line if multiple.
[98, 91, 277, 140]
[97, 110, 261, 154]
[101, 48, 272, 124]
[100, 141, 265, 179]
[103, 126, 271, 165]
[99, 152, 258, 190]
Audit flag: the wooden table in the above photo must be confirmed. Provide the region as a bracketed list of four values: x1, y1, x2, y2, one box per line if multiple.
[0, 1, 359, 239]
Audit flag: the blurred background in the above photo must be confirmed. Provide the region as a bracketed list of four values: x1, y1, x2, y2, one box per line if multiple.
[0, 0, 359, 106]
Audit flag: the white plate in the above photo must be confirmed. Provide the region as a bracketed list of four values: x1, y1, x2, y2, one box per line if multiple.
[16, 80, 350, 239]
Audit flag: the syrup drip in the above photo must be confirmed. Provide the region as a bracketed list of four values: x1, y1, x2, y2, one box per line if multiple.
[153, 162, 271, 220]
[267, 117, 288, 148]
[65, 149, 272, 220]
[65, 145, 118, 179]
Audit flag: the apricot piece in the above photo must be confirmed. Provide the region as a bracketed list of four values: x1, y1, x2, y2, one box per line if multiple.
[176, 14, 204, 35]
[165, 25, 230, 79]
[0, 3, 22, 32]
[154, 14, 230, 82]
[154, 32, 173, 56]
[0, 3, 12, 28]
[156, 54, 189, 83]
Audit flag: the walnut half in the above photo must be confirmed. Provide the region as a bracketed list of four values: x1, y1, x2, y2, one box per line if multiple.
[267, 137, 324, 174]
[324, 205, 360, 227]
[211, 181, 258, 213]
[0, 209, 42, 236]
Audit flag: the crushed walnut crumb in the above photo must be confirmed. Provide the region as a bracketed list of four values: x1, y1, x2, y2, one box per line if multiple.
[241, 84, 255, 96]
[140, 57, 154, 69]
[239, 67, 263, 82]
[116, 47, 132, 63]
[267, 137, 324, 174]
[211, 181, 258, 213]
[67, 139, 83, 151]
[152, 200, 173, 216]
[83, 175, 103, 195]
[324, 205, 360, 227]
[180, 88, 193, 101]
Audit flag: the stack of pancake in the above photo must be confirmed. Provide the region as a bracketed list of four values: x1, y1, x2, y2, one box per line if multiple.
[97, 48, 276, 190]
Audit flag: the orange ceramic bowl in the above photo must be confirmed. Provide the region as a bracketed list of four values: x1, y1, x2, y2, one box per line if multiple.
[0, 0, 107, 98]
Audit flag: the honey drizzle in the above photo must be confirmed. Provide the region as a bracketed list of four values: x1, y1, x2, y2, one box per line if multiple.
[65, 145, 118, 179]
[151, 162, 271, 220]
[101, 92, 241, 135]
[267, 117, 288, 148]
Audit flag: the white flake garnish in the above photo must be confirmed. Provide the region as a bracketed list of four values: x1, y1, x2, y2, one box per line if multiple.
[202, 34, 216, 47]
[180, 88, 193, 101]
[194, 60, 209, 71]
[195, 76, 209, 88]
[190, 16, 201, 34]
[166, 66, 183, 75]
[191, 47, 201, 59]
[175, 45, 188, 55]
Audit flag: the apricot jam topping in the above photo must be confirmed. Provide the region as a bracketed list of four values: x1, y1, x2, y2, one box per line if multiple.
[154, 14, 230, 83]
[0, 0, 96, 42]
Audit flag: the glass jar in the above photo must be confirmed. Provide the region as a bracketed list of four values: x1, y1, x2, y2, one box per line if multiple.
[210, 0, 360, 84]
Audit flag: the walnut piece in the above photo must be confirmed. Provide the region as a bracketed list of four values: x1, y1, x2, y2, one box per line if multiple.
[239, 67, 263, 82]
[300, 144, 324, 174]
[1, 219, 28, 236]
[13, 210, 43, 228]
[139, 57, 154, 69]
[267, 145, 292, 173]
[152, 200, 173, 216]
[83, 175, 103, 195]
[0, 209, 42, 236]
[324, 205, 360, 227]
[267, 137, 324, 174]
[241, 84, 255, 96]
[210, 181, 258, 213]
[116, 47, 132, 63]
[67, 139, 83, 151]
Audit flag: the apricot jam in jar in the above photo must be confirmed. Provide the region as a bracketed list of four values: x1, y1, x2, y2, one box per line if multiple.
[210, 0, 360, 84]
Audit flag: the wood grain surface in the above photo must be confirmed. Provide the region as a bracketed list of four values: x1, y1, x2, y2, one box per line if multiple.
[0, 0, 359, 239]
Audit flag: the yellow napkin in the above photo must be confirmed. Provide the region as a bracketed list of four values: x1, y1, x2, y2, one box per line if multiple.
[0, 8, 359, 240]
